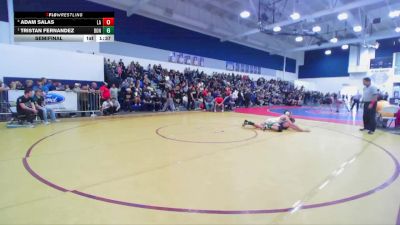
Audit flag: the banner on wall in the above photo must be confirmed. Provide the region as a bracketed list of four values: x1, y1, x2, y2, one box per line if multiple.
[225, 61, 261, 74]
[226, 61, 234, 71]
[168, 52, 204, 67]
[367, 68, 394, 97]
[8, 90, 78, 111]
[370, 56, 393, 69]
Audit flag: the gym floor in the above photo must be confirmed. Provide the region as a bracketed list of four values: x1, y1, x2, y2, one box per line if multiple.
[0, 109, 399, 225]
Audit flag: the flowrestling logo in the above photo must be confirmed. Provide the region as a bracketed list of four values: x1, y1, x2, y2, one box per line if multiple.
[45, 93, 65, 105]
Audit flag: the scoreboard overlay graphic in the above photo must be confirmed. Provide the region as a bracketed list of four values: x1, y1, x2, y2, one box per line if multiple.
[14, 12, 114, 42]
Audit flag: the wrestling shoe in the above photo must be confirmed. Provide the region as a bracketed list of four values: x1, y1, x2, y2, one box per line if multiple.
[242, 120, 248, 127]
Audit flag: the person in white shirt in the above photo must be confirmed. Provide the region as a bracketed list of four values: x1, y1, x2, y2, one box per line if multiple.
[360, 77, 378, 134]
[101, 98, 120, 116]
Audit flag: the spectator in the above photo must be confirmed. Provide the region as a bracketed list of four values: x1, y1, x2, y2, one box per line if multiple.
[101, 98, 120, 115]
[6, 59, 330, 117]
[214, 94, 224, 112]
[15, 81, 24, 90]
[162, 91, 176, 111]
[16, 89, 37, 123]
[187, 85, 196, 110]
[142, 91, 154, 111]
[33, 89, 58, 125]
[64, 84, 71, 92]
[110, 83, 119, 100]
[9, 82, 17, 90]
[0, 80, 9, 91]
[25, 80, 34, 90]
[38, 77, 49, 93]
[123, 88, 134, 112]
[99, 82, 111, 103]
[153, 93, 162, 111]
[73, 83, 81, 92]
[204, 92, 214, 112]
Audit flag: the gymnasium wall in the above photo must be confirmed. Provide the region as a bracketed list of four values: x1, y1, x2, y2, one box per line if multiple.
[298, 47, 350, 78]
[296, 76, 365, 93]
[298, 38, 400, 94]
[348, 46, 375, 75]
[0, 43, 104, 81]
[102, 53, 278, 81]
[100, 41, 296, 79]
[11, 0, 297, 73]
[375, 37, 400, 58]
[101, 50, 298, 81]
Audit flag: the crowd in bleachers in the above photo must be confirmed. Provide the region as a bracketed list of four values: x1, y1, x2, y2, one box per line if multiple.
[0, 59, 328, 117]
[103, 58, 322, 113]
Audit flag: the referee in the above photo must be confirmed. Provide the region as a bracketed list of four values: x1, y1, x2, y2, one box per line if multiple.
[360, 77, 378, 134]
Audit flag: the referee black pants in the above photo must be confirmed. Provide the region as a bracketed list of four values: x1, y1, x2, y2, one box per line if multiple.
[363, 102, 377, 132]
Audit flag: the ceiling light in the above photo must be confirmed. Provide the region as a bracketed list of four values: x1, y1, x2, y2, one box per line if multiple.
[330, 37, 338, 43]
[353, 25, 363, 32]
[273, 26, 281, 32]
[290, 12, 301, 20]
[325, 49, 332, 55]
[389, 10, 400, 18]
[396, 27, 400, 33]
[341, 44, 349, 50]
[295, 36, 303, 42]
[337, 12, 348, 21]
[312, 25, 321, 33]
[240, 10, 251, 18]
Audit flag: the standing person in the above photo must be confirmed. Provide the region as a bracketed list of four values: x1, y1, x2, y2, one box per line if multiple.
[204, 92, 214, 112]
[110, 83, 119, 100]
[331, 93, 340, 113]
[360, 77, 378, 134]
[123, 88, 133, 112]
[33, 89, 58, 125]
[244, 90, 252, 108]
[350, 91, 361, 111]
[89, 82, 99, 112]
[99, 82, 111, 104]
[187, 85, 195, 111]
[162, 91, 176, 112]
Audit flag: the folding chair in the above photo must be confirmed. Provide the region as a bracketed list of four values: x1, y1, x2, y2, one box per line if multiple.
[379, 105, 399, 128]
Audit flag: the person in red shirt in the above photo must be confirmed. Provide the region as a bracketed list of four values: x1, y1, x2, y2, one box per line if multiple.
[99, 82, 111, 103]
[214, 94, 224, 112]
[202, 88, 208, 98]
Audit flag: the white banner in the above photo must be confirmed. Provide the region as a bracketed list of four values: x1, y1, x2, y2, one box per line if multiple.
[8, 90, 77, 111]
[368, 68, 394, 97]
